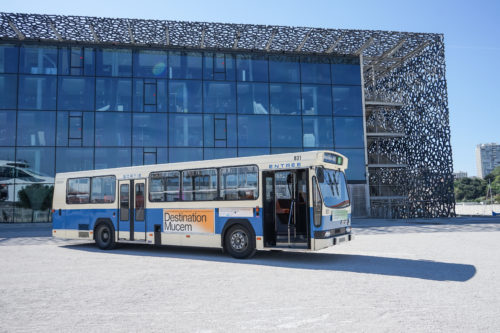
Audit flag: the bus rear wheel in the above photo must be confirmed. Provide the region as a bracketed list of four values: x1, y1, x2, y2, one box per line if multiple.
[225, 224, 256, 259]
[95, 223, 116, 250]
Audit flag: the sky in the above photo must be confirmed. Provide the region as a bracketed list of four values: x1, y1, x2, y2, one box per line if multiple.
[2, 0, 499, 177]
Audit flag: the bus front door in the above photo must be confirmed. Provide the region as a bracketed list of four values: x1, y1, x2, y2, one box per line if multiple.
[118, 179, 146, 241]
[262, 169, 310, 249]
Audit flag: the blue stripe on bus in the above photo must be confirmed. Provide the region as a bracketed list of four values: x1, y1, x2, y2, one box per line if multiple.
[53, 208, 264, 236]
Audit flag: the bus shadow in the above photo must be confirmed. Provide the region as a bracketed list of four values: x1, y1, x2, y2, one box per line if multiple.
[63, 243, 476, 282]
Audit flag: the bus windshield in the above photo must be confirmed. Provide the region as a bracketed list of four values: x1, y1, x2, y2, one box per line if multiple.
[316, 167, 350, 208]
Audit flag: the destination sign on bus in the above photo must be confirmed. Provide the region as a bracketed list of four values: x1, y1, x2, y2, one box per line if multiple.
[323, 153, 343, 165]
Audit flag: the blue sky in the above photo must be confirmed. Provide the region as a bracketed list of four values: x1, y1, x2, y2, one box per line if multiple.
[3, 0, 499, 176]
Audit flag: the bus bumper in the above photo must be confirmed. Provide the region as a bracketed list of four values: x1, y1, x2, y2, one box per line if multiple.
[313, 233, 353, 251]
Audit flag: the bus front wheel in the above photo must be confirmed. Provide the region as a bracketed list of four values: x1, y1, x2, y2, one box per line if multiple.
[95, 223, 116, 250]
[224, 224, 256, 259]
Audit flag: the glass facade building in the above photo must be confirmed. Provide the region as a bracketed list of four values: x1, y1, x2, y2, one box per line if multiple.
[0, 43, 365, 222]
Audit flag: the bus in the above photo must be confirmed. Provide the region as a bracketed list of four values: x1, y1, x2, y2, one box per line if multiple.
[52, 150, 353, 258]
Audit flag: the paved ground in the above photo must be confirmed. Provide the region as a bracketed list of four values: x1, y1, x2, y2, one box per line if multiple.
[1, 218, 500, 332]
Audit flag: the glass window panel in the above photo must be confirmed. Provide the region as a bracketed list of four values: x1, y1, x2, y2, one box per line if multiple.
[226, 115, 237, 147]
[96, 48, 132, 77]
[134, 50, 168, 78]
[56, 148, 93, 173]
[57, 77, 95, 111]
[69, 116, 82, 139]
[15, 147, 55, 178]
[169, 148, 203, 163]
[95, 112, 131, 146]
[0, 145, 15, 213]
[168, 80, 202, 113]
[0, 111, 16, 145]
[169, 114, 203, 147]
[96, 78, 132, 112]
[300, 57, 331, 84]
[204, 148, 237, 160]
[91, 176, 116, 203]
[67, 178, 90, 204]
[58, 112, 94, 146]
[95, 148, 131, 169]
[237, 115, 270, 147]
[18, 75, 57, 110]
[271, 116, 302, 147]
[203, 53, 235, 81]
[157, 148, 168, 164]
[302, 117, 334, 148]
[271, 147, 303, 154]
[302, 85, 332, 115]
[215, 119, 226, 140]
[333, 85, 363, 116]
[203, 115, 214, 147]
[204, 82, 236, 113]
[132, 148, 143, 166]
[58, 47, 95, 76]
[143, 152, 156, 165]
[237, 82, 269, 114]
[17, 111, 56, 146]
[236, 54, 268, 82]
[144, 83, 156, 105]
[335, 148, 366, 181]
[156, 80, 167, 112]
[149, 171, 180, 202]
[20, 46, 58, 75]
[182, 169, 217, 201]
[169, 51, 202, 79]
[269, 55, 300, 83]
[14, 181, 54, 222]
[0, 147, 17, 222]
[82, 112, 94, 146]
[220, 166, 258, 200]
[334, 117, 365, 148]
[238, 148, 270, 157]
[0, 147, 15, 162]
[56, 112, 68, 146]
[133, 79, 167, 112]
[270, 83, 301, 115]
[0, 74, 17, 109]
[133, 113, 167, 147]
[0, 148, 15, 215]
[331, 57, 361, 85]
[0, 44, 19, 73]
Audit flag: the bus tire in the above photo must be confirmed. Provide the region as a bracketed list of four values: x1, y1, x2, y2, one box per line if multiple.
[224, 224, 256, 259]
[95, 222, 116, 250]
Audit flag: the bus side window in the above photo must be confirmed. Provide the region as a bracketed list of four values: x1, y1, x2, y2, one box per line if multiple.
[182, 169, 217, 201]
[220, 165, 258, 200]
[67, 177, 90, 204]
[149, 171, 180, 202]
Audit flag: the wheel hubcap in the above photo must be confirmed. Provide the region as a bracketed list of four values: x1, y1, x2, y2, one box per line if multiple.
[101, 229, 109, 242]
[230, 230, 248, 251]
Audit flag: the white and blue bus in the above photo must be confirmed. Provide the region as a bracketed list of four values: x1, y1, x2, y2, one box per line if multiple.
[52, 150, 353, 258]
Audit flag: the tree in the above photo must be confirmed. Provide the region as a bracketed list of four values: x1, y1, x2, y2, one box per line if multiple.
[16, 184, 54, 211]
[454, 177, 487, 201]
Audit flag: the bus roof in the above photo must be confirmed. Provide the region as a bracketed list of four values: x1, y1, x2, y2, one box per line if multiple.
[54, 150, 348, 181]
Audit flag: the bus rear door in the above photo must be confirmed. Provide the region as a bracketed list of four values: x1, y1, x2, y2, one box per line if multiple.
[118, 179, 146, 241]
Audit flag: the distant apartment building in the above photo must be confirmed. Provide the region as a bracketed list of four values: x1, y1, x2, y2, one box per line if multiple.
[453, 171, 468, 179]
[476, 143, 500, 178]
